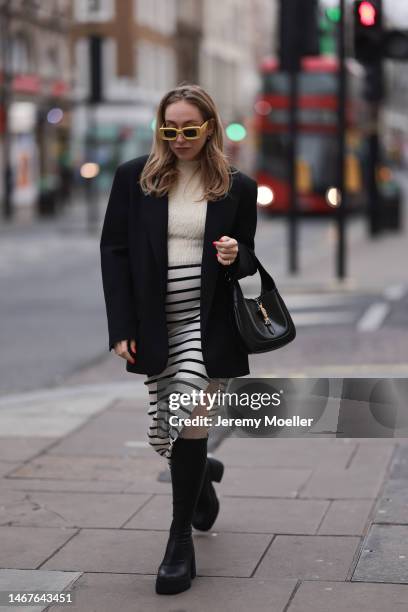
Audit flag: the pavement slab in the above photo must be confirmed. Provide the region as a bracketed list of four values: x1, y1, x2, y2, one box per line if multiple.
[346, 442, 396, 469]
[318, 499, 375, 535]
[287, 580, 408, 611]
[8, 455, 167, 491]
[0, 477, 132, 494]
[254, 535, 361, 580]
[299, 465, 389, 499]
[41, 529, 270, 578]
[46, 409, 151, 458]
[0, 568, 81, 612]
[0, 526, 77, 569]
[46, 573, 298, 612]
[0, 461, 21, 478]
[0, 394, 113, 438]
[125, 494, 329, 534]
[214, 465, 313, 498]
[216, 438, 358, 469]
[0, 437, 56, 462]
[0, 489, 151, 528]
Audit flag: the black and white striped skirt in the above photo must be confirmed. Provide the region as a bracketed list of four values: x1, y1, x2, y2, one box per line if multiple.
[143, 263, 229, 467]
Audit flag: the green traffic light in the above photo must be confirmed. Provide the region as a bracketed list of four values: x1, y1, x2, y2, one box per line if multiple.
[326, 7, 341, 22]
[151, 118, 156, 131]
[226, 123, 247, 142]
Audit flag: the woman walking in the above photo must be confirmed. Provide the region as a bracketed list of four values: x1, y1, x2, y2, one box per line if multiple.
[100, 83, 258, 595]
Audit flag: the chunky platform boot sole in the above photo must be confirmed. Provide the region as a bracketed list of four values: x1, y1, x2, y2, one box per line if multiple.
[155, 549, 196, 595]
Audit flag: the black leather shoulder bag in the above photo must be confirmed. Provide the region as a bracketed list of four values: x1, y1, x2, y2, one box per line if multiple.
[225, 253, 296, 354]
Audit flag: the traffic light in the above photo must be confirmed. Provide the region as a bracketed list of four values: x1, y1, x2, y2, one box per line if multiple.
[325, 7, 341, 23]
[353, 1, 384, 102]
[319, 7, 341, 55]
[357, 1, 377, 26]
[353, 0, 383, 63]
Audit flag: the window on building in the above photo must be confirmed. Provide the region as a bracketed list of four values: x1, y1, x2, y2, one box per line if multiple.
[135, 40, 155, 90]
[134, 0, 153, 26]
[11, 33, 35, 74]
[74, 0, 114, 22]
[135, 41, 176, 91]
[135, 0, 176, 33]
[74, 38, 90, 92]
[45, 45, 60, 78]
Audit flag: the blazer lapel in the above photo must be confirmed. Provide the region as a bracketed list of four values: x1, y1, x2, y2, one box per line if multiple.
[141, 178, 237, 337]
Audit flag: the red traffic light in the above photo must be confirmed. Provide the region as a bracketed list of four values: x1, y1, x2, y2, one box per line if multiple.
[353, 0, 382, 63]
[358, 1, 377, 27]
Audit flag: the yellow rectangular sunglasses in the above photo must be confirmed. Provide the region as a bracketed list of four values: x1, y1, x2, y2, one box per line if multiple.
[159, 120, 209, 140]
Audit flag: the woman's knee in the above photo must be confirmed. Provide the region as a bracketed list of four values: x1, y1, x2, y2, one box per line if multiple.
[179, 403, 211, 438]
[179, 382, 220, 438]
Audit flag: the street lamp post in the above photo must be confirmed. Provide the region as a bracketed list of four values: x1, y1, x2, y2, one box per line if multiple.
[336, 0, 347, 279]
[0, 0, 13, 220]
[84, 34, 103, 235]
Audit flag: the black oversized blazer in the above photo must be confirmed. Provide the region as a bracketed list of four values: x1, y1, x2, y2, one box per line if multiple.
[100, 153, 258, 378]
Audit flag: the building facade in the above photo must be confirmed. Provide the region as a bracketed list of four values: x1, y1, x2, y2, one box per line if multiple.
[70, 0, 178, 192]
[0, 0, 72, 222]
[70, 0, 277, 181]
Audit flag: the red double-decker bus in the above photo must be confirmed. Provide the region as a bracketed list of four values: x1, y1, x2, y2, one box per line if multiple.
[254, 55, 368, 215]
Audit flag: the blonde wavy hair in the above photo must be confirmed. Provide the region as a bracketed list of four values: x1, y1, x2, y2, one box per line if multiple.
[139, 83, 237, 201]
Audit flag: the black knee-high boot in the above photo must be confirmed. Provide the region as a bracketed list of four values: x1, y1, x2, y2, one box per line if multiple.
[155, 436, 208, 595]
[192, 456, 224, 531]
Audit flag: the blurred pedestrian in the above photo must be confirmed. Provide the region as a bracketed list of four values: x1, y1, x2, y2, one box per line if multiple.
[100, 83, 258, 595]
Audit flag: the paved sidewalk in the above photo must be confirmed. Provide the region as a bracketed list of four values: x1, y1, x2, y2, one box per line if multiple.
[1, 381, 408, 611]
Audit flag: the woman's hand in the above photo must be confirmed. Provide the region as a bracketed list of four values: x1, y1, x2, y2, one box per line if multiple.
[114, 339, 137, 364]
[213, 236, 238, 266]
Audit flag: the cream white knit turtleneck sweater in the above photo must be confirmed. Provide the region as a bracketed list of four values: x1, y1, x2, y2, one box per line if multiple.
[167, 158, 208, 266]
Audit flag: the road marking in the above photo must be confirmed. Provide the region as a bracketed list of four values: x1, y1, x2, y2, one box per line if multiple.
[357, 302, 390, 332]
[124, 441, 150, 448]
[383, 283, 408, 301]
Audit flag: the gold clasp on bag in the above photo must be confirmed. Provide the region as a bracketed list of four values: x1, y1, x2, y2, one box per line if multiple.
[256, 299, 272, 326]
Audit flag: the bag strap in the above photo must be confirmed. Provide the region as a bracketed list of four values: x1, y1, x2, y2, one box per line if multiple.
[226, 249, 276, 293]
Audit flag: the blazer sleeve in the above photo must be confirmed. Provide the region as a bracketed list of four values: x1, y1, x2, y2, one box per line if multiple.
[224, 173, 258, 282]
[100, 163, 139, 352]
